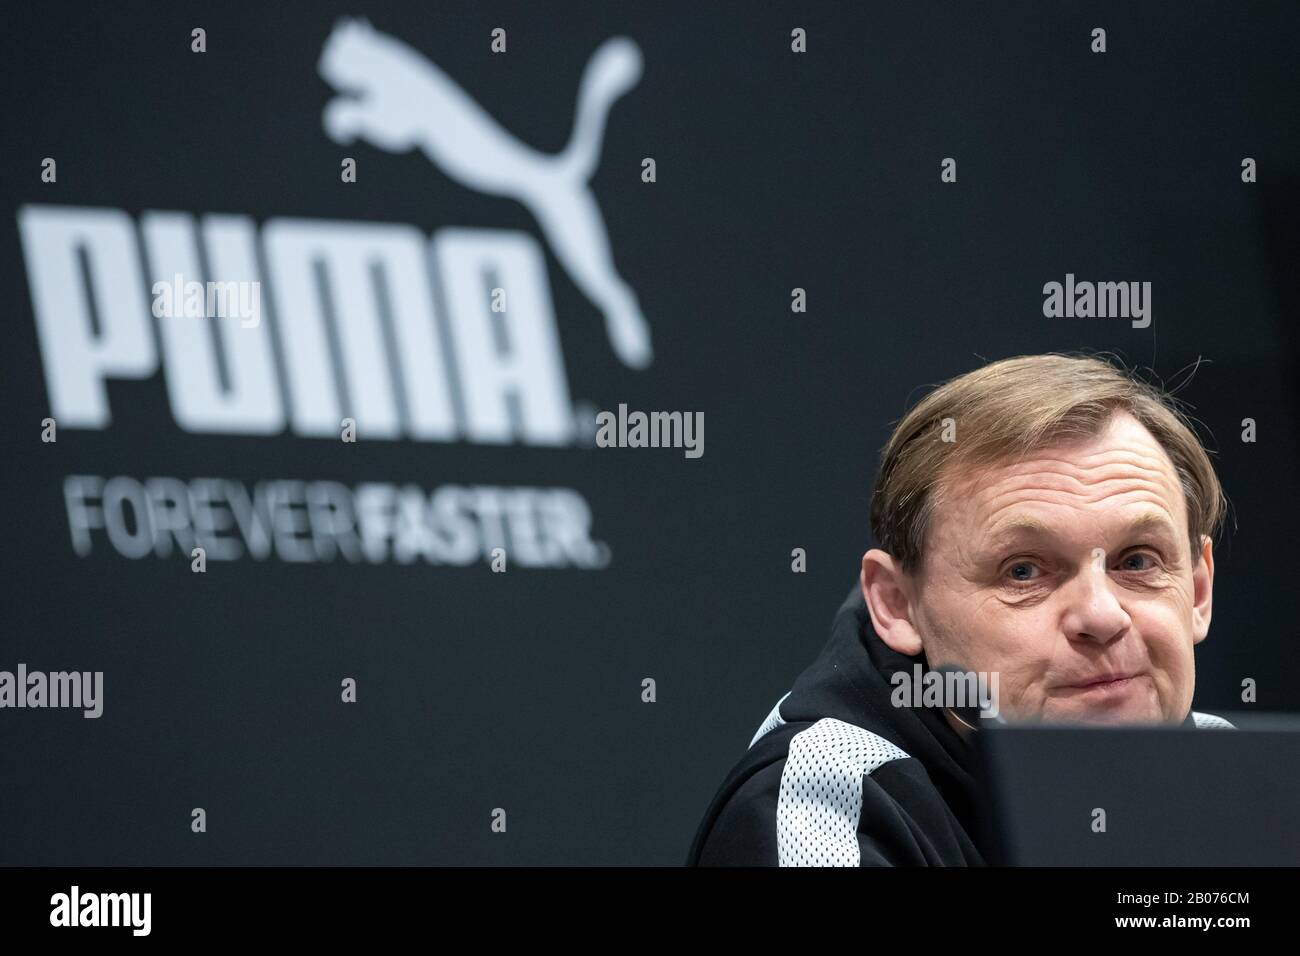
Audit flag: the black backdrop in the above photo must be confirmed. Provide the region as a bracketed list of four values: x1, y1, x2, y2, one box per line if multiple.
[1, 1, 1297, 865]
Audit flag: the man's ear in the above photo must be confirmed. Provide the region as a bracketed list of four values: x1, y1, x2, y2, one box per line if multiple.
[860, 549, 925, 656]
[1191, 534, 1214, 645]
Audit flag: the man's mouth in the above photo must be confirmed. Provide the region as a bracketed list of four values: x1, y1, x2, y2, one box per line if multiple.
[1060, 671, 1142, 696]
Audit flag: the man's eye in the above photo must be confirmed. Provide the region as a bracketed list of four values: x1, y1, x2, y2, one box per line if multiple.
[1006, 561, 1040, 583]
[1118, 551, 1156, 572]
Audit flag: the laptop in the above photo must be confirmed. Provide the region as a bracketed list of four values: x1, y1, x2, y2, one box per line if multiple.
[973, 713, 1300, 865]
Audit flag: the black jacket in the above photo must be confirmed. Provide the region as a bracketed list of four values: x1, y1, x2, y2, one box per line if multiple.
[687, 585, 1228, 866]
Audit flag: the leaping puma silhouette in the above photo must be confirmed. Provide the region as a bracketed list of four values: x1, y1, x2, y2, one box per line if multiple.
[319, 17, 653, 369]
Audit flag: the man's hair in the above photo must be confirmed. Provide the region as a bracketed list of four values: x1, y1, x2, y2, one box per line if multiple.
[869, 353, 1227, 574]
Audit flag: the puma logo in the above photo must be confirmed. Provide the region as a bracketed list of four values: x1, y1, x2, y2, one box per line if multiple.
[319, 17, 653, 369]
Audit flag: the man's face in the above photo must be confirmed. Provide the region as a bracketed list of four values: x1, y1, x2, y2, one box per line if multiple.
[906, 412, 1213, 725]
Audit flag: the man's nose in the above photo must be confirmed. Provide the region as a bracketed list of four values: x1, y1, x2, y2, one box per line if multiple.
[1060, 565, 1130, 645]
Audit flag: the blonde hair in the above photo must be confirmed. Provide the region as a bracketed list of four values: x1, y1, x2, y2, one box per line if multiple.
[869, 354, 1227, 573]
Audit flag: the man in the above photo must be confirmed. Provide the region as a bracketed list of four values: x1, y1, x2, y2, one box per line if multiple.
[687, 353, 1235, 866]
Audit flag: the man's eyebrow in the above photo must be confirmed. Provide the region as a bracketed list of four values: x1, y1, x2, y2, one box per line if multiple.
[982, 515, 1055, 547]
[984, 511, 1179, 546]
[1121, 511, 1180, 540]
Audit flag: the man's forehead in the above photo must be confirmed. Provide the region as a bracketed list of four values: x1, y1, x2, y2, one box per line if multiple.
[936, 413, 1188, 535]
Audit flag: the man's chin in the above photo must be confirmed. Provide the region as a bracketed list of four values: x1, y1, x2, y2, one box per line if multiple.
[1049, 707, 1167, 726]
[1033, 698, 1170, 726]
